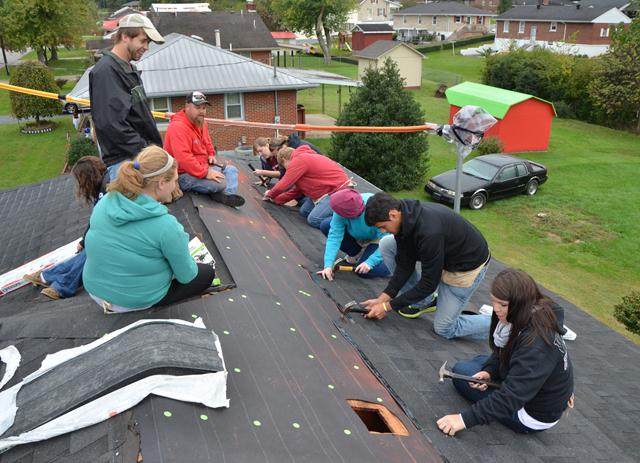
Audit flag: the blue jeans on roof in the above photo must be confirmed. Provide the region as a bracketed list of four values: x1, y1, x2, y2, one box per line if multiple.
[107, 161, 124, 182]
[178, 165, 239, 195]
[319, 217, 389, 278]
[299, 195, 332, 229]
[41, 250, 87, 298]
[452, 355, 540, 434]
[378, 235, 490, 340]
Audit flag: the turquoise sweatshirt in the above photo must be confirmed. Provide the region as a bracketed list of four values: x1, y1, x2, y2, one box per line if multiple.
[83, 192, 198, 309]
[323, 193, 388, 270]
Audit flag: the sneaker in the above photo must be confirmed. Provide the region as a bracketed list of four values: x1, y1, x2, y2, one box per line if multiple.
[562, 325, 577, 341]
[398, 298, 438, 319]
[23, 270, 49, 288]
[41, 287, 60, 300]
[210, 192, 245, 208]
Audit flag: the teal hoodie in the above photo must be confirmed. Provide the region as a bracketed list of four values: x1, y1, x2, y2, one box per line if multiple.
[83, 192, 198, 309]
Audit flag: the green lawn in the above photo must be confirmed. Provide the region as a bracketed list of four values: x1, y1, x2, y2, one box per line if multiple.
[0, 119, 72, 190]
[1, 47, 91, 79]
[303, 49, 640, 343]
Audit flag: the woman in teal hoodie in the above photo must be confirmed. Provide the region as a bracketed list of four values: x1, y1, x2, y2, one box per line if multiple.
[83, 146, 215, 313]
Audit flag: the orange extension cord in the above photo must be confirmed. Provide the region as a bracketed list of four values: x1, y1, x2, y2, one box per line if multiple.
[0, 82, 439, 133]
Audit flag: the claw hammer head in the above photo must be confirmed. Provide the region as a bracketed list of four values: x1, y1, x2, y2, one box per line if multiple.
[338, 300, 369, 321]
[438, 361, 449, 383]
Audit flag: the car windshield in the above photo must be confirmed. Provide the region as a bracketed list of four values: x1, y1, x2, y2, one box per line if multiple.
[462, 158, 499, 181]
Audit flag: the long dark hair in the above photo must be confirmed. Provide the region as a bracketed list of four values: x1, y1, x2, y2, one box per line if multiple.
[490, 268, 561, 367]
[71, 156, 107, 205]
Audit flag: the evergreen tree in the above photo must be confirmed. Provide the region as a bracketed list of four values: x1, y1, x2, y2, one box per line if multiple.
[330, 58, 429, 191]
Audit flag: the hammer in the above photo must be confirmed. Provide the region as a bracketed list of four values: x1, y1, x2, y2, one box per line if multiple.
[439, 361, 500, 388]
[248, 162, 270, 186]
[337, 300, 370, 321]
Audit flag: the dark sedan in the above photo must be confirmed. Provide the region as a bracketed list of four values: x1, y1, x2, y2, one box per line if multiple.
[424, 154, 548, 210]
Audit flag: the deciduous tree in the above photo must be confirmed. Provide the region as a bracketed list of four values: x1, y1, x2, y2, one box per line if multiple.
[9, 61, 60, 125]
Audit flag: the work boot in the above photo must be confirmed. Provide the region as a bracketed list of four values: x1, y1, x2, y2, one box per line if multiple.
[398, 297, 438, 319]
[41, 287, 60, 300]
[23, 270, 49, 288]
[211, 192, 245, 208]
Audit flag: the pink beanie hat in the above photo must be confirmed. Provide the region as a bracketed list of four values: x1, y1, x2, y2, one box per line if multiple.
[330, 189, 365, 219]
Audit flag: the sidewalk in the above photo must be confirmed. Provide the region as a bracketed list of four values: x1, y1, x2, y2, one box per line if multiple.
[303, 113, 336, 139]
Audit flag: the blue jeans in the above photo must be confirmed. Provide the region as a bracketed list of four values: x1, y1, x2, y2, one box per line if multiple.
[107, 161, 124, 182]
[320, 217, 390, 278]
[452, 355, 540, 434]
[178, 165, 239, 195]
[299, 195, 333, 229]
[41, 250, 86, 298]
[379, 235, 490, 340]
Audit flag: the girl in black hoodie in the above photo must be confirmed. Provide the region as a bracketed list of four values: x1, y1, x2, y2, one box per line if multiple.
[437, 268, 574, 436]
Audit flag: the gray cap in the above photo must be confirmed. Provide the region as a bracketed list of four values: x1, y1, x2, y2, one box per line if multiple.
[118, 13, 164, 44]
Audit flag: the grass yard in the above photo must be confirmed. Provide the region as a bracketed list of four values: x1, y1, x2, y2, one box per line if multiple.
[303, 48, 640, 343]
[0, 119, 72, 190]
[1, 47, 91, 79]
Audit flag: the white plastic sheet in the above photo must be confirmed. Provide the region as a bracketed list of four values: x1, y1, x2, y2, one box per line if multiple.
[0, 318, 228, 452]
[0, 346, 20, 390]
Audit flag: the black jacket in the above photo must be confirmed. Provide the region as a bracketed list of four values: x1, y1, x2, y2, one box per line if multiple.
[461, 329, 574, 428]
[385, 200, 489, 310]
[89, 52, 162, 167]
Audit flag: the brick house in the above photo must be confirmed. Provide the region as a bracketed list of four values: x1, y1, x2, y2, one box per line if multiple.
[495, 0, 632, 57]
[149, 10, 278, 65]
[393, 1, 496, 42]
[351, 23, 394, 51]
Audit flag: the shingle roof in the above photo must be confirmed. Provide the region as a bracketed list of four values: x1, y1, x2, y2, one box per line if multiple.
[150, 11, 278, 51]
[498, 3, 627, 21]
[352, 40, 424, 60]
[352, 23, 395, 33]
[397, 1, 496, 16]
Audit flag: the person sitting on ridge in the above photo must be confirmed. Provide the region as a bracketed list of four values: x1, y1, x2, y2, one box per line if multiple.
[164, 91, 244, 208]
[82, 146, 216, 313]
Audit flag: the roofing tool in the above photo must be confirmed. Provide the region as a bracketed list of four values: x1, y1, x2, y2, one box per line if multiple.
[248, 162, 269, 186]
[438, 361, 500, 388]
[337, 300, 369, 321]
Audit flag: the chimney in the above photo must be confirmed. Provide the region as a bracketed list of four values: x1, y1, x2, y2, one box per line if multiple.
[246, 0, 256, 12]
[215, 29, 221, 48]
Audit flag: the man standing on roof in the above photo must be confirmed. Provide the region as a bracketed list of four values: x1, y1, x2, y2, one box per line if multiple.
[361, 192, 491, 340]
[90, 13, 165, 181]
[164, 91, 245, 208]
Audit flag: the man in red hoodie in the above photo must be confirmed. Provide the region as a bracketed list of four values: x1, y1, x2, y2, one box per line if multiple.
[164, 91, 244, 207]
[263, 145, 351, 228]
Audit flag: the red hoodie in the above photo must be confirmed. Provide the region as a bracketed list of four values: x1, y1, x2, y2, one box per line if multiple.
[163, 110, 216, 178]
[266, 145, 350, 204]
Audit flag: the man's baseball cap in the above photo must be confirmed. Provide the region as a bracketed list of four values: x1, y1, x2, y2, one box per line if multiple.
[186, 91, 210, 106]
[118, 13, 165, 44]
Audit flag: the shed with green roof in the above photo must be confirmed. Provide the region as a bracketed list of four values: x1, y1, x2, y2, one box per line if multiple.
[445, 82, 556, 153]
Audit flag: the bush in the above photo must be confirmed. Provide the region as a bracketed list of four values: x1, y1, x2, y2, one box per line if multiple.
[330, 58, 429, 191]
[553, 101, 575, 119]
[614, 291, 640, 335]
[55, 78, 68, 89]
[9, 61, 61, 125]
[67, 136, 98, 167]
[475, 136, 504, 156]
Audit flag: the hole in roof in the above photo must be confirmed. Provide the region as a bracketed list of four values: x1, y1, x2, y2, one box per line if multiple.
[346, 399, 409, 436]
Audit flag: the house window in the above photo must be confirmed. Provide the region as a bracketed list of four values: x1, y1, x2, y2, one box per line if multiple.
[518, 21, 525, 33]
[150, 97, 170, 113]
[454, 16, 461, 23]
[466, 16, 471, 24]
[432, 16, 437, 25]
[503, 21, 509, 33]
[549, 21, 557, 32]
[225, 93, 243, 120]
[477, 16, 483, 25]
[418, 15, 422, 24]
[600, 27, 609, 37]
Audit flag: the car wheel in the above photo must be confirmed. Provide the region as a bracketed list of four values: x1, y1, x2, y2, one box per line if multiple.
[469, 192, 486, 210]
[525, 179, 539, 196]
[64, 103, 78, 114]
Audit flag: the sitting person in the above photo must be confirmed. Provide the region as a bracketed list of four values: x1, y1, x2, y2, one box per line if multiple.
[263, 146, 352, 229]
[437, 268, 574, 436]
[318, 188, 390, 281]
[23, 156, 109, 300]
[82, 146, 215, 313]
[164, 91, 244, 207]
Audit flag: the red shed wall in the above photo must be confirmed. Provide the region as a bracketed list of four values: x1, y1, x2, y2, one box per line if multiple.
[352, 31, 394, 51]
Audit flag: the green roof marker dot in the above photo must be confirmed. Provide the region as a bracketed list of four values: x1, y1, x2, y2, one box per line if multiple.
[298, 290, 311, 297]
[275, 302, 281, 306]
[225, 235, 230, 239]
[249, 220, 254, 224]
[216, 219, 221, 223]
[261, 236, 266, 240]
[343, 429, 352, 436]
[266, 255, 271, 259]
[241, 294, 247, 298]
[191, 314, 198, 319]
[307, 354, 315, 359]
[290, 327, 296, 332]
[327, 384, 335, 390]
[376, 397, 384, 403]
[228, 297, 234, 302]
[223, 330, 230, 335]
[330, 334, 337, 339]
[200, 414, 209, 421]
[212, 278, 221, 286]
[292, 422, 301, 429]
[163, 411, 172, 418]
[253, 420, 262, 427]
[225, 246, 231, 250]
[233, 367, 241, 373]
[282, 256, 287, 259]
[353, 365, 360, 370]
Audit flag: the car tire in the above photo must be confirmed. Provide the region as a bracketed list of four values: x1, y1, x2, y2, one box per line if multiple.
[64, 103, 78, 114]
[469, 192, 486, 210]
[525, 179, 539, 196]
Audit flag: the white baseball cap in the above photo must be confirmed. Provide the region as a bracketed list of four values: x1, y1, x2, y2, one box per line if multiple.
[118, 13, 164, 44]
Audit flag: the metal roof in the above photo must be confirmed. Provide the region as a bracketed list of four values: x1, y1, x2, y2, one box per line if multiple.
[352, 41, 424, 60]
[445, 81, 556, 118]
[276, 68, 361, 87]
[397, 1, 496, 16]
[351, 23, 395, 33]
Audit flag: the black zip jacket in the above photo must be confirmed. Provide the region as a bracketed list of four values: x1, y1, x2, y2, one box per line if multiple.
[462, 329, 574, 429]
[385, 200, 489, 310]
[89, 52, 162, 167]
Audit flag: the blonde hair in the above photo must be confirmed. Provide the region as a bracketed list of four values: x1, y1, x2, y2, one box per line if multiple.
[108, 145, 177, 200]
[277, 146, 295, 166]
[253, 137, 270, 156]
